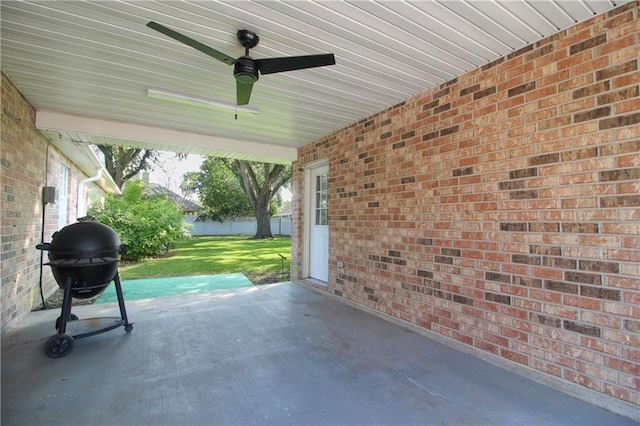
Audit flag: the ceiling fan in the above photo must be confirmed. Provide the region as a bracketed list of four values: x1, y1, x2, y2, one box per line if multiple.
[147, 21, 336, 106]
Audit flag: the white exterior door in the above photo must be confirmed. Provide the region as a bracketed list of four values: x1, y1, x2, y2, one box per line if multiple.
[309, 164, 329, 282]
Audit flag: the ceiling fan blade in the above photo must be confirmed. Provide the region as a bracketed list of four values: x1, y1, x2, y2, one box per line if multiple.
[147, 88, 258, 114]
[256, 54, 336, 75]
[147, 21, 236, 66]
[237, 81, 254, 105]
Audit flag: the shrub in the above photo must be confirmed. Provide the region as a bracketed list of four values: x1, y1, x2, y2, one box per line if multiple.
[88, 180, 190, 261]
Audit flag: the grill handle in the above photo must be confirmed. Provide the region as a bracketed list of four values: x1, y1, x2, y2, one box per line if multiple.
[36, 242, 51, 251]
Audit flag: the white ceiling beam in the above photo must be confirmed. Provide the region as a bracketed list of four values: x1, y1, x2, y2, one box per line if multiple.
[35, 109, 296, 164]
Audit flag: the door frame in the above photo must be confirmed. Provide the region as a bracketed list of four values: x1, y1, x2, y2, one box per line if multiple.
[302, 158, 329, 283]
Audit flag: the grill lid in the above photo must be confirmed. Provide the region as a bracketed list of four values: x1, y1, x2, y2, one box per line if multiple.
[41, 218, 123, 259]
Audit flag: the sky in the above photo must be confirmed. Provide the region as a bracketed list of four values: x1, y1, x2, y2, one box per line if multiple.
[148, 151, 204, 196]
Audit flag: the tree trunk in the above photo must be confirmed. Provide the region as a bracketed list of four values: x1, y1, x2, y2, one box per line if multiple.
[253, 196, 273, 239]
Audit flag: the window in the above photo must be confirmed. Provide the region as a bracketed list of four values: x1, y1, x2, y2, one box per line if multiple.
[315, 173, 328, 226]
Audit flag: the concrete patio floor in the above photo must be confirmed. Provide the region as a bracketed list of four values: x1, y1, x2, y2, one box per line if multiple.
[1, 282, 636, 425]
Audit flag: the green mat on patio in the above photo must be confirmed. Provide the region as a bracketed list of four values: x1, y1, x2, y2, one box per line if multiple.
[95, 273, 254, 304]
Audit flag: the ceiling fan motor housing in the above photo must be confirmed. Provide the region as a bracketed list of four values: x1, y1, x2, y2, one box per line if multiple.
[234, 57, 259, 83]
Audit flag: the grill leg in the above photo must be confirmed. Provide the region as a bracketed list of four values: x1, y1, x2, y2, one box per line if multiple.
[57, 275, 74, 334]
[113, 272, 130, 327]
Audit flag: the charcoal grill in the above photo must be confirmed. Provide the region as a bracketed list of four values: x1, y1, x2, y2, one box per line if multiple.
[36, 217, 132, 358]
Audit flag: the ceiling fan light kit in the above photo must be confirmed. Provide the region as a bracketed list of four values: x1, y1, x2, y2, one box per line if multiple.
[146, 21, 336, 106]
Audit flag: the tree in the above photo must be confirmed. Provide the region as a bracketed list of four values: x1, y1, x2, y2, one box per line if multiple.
[88, 180, 189, 261]
[97, 145, 159, 189]
[234, 160, 291, 239]
[182, 157, 292, 239]
[181, 157, 253, 222]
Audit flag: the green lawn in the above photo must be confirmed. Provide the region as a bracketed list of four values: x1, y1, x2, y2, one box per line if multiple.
[119, 235, 292, 282]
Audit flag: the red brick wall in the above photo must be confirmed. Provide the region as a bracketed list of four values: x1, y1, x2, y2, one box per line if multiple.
[294, 3, 639, 407]
[1, 73, 83, 332]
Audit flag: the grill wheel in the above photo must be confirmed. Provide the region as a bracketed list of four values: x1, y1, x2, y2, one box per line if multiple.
[44, 334, 74, 358]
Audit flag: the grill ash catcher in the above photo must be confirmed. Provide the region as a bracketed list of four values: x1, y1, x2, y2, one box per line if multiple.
[36, 217, 133, 358]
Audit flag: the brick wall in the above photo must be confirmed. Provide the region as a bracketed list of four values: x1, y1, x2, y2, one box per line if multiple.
[1, 72, 83, 332]
[294, 2, 639, 409]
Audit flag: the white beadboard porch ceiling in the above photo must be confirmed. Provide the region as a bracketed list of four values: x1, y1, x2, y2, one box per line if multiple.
[1, 0, 630, 164]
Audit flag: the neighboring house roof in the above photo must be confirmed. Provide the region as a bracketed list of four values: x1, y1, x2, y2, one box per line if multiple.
[145, 183, 202, 213]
